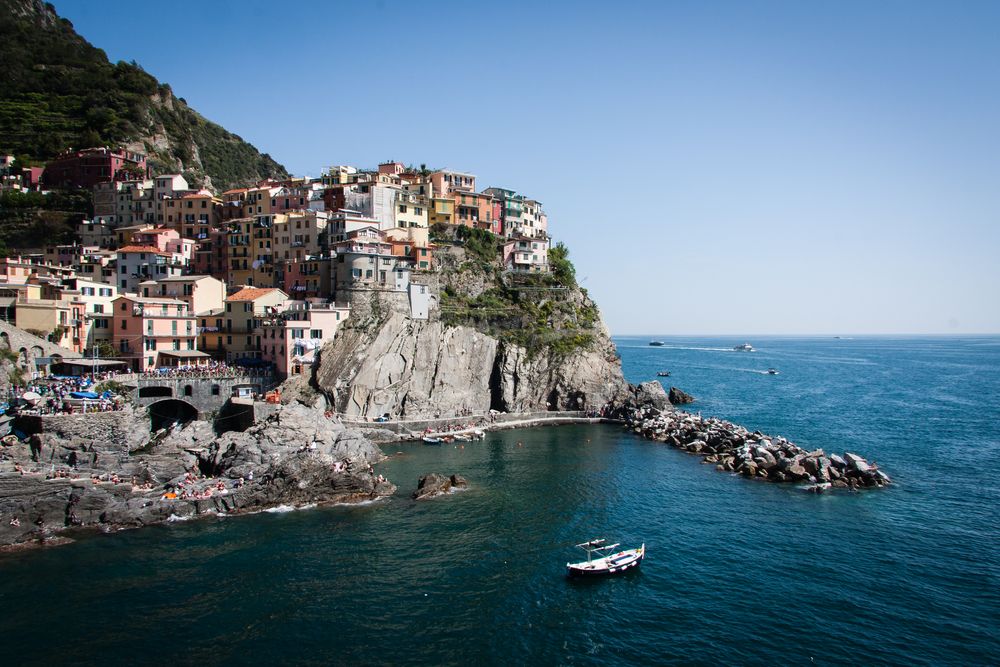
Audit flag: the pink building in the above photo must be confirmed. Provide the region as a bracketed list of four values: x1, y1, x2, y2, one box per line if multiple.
[258, 300, 350, 378]
[280, 257, 333, 301]
[111, 294, 205, 371]
[430, 169, 476, 197]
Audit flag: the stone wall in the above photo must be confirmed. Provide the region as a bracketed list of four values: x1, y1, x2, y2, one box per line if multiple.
[15, 407, 149, 452]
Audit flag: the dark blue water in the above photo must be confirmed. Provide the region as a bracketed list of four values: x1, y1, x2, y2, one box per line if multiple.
[0, 336, 997, 665]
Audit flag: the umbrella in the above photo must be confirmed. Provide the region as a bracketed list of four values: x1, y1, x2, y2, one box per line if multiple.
[21, 391, 42, 403]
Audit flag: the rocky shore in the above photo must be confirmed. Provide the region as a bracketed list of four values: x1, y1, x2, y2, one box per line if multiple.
[624, 404, 891, 490]
[0, 402, 395, 549]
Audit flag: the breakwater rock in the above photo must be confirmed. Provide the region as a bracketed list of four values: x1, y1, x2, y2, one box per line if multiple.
[626, 407, 891, 490]
[668, 387, 695, 405]
[0, 403, 394, 549]
[412, 473, 469, 500]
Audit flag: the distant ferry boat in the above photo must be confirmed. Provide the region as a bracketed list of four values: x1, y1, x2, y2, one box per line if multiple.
[649, 341, 665, 347]
[733, 343, 754, 352]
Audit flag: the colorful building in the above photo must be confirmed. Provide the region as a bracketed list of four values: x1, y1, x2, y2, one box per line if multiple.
[110, 294, 202, 370]
[258, 300, 349, 378]
[42, 147, 148, 189]
[222, 286, 288, 362]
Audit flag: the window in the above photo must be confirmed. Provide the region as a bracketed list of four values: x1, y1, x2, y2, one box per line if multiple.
[183, 385, 192, 396]
[211, 384, 220, 395]
[310, 330, 322, 339]
[121, 319, 128, 330]
[93, 304, 104, 314]
[173, 340, 180, 351]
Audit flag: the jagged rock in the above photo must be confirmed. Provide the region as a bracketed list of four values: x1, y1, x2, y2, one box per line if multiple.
[829, 454, 847, 469]
[844, 453, 871, 473]
[316, 303, 629, 419]
[412, 473, 468, 500]
[632, 381, 671, 411]
[0, 402, 393, 549]
[668, 387, 695, 405]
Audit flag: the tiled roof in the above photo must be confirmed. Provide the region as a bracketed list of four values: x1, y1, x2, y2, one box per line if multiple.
[227, 287, 281, 302]
[116, 245, 163, 254]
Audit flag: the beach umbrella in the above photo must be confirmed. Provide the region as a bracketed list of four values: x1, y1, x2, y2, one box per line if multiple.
[21, 391, 42, 403]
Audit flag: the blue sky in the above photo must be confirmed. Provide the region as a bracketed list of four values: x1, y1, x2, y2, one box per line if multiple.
[57, 0, 1000, 334]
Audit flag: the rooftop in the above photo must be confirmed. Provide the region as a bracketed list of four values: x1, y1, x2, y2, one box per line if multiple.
[228, 287, 283, 302]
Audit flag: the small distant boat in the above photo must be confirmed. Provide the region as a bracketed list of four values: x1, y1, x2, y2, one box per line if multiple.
[566, 538, 645, 577]
[766, 368, 780, 375]
[422, 436, 443, 444]
[649, 341, 665, 346]
[733, 343, 754, 352]
[656, 371, 670, 377]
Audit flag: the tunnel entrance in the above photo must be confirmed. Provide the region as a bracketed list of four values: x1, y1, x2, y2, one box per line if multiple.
[214, 400, 256, 436]
[148, 399, 198, 432]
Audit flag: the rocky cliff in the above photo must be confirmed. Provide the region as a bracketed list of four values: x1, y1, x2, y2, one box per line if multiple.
[0, 403, 394, 548]
[315, 233, 631, 419]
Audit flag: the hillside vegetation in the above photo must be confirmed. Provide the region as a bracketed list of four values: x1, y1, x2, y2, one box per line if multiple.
[0, 0, 287, 191]
[431, 225, 600, 358]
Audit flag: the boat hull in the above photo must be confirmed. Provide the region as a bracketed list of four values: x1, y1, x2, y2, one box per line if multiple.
[566, 545, 644, 577]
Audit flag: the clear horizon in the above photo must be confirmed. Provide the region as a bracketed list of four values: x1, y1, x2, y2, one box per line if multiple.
[55, 0, 1000, 335]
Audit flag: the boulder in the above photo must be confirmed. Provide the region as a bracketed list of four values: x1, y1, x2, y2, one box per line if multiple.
[412, 473, 468, 500]
[632, 381, 671, 411]
[668, 387, 695, 405]
[844, 453, 871, 473]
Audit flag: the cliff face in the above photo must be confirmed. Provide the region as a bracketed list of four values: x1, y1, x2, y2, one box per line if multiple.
[314, 238, 630, 418]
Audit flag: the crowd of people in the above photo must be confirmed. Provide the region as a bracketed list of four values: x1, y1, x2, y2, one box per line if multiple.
[139, 361, 272, 379]
[160, 470, 247, 501]
[4, 374, 126, 416]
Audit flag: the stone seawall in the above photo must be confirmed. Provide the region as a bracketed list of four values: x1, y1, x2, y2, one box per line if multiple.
[626, 406, 891, 491]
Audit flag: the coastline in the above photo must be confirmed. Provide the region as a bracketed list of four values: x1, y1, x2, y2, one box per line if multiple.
[338, 410, 624, 443]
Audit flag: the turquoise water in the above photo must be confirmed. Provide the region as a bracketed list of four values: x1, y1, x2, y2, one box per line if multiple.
[1, 336, 998, 665]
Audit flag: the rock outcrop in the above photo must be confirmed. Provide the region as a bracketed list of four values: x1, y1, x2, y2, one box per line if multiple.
[0, 402, 393, 548]
[412, 473, 469, 500]
[668, 387, 696, 405]
[315, 303, 629, 419]
[625, 407, 891, 490]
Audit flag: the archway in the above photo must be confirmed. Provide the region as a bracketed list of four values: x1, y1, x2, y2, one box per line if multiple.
[148, 399, 198, 432]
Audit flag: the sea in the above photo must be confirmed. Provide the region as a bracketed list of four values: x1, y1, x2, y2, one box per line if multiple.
[0, 336, 998, 666]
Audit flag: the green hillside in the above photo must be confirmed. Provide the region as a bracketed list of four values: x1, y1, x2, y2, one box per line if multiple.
[0, 0, 287, 191]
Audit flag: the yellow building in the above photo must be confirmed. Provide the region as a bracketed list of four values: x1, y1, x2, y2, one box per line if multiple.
[429, 197, 455, 226]
[395, 191, 429, 229]
[222, 287, 288, 361]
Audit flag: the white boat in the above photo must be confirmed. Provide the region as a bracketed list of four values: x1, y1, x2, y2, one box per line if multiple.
[422, 436, 443, 444]
[733, 343, 754, 352]
[766, 368, 780, 375]
[566, 538, 645, 577]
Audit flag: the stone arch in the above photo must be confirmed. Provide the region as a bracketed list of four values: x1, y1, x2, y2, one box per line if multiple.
[138, 385, 172, 399]
[19, 347, 27, 363]
[31, 345, 44, 358]
[147, 399, 198, 431]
